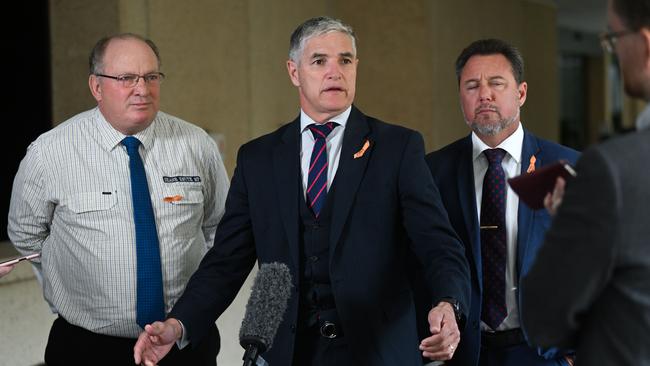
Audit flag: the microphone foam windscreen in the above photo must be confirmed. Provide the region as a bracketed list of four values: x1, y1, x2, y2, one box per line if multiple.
[239, 262, 293, 350]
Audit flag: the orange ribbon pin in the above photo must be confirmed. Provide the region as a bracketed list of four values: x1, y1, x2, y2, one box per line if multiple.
[163, 195, 183, 203]
[353, 139, 370, 159]
[526, 155, 536, 173]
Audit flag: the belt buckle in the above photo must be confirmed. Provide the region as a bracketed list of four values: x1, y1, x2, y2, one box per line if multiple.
[319, 321, 338, 339]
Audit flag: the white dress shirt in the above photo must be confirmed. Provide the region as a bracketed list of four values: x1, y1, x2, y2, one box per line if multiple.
[299, 106, 351, 196]
[8, 107, 229, 338]
[471, 123, 524, 331]
[636, 103, 650, 131]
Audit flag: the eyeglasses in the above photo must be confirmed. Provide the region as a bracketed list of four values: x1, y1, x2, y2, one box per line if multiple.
[95, 72, 165, 88]
[600, 30, 636, 53]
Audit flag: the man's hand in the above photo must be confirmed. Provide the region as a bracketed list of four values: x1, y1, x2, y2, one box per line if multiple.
[419, 301, 460, 361]
[0, 264, 15, 277]
[133, 318, 182, 366]
[544, 176, 566, 216]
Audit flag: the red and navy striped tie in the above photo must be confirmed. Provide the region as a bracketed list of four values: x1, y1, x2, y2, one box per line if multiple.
[306, 122, 337, 217]
[480, 148, 508, 330]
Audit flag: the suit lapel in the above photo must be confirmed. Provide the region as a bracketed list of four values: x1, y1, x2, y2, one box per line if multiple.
[516, 130, 540, 275]
[273, 118, 302, 271]
[329, 106, 371, 259]
[458, 136, 482, 290]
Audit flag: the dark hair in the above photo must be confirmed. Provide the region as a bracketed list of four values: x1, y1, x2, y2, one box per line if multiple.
[455, 38, 524, 85]
[612, 0, 650, 31]
[89, 33, 161, 75]
[289, 16, 356, 62]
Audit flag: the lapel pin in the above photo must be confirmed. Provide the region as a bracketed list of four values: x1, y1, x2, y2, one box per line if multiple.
[354, 139, 370, 159]
[526, 155, 536, 173]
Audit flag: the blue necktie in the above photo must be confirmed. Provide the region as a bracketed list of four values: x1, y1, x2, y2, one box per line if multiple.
[480, 148, 508, 329]
[306, 122, 337, 217]
[122, 136, 165, 328]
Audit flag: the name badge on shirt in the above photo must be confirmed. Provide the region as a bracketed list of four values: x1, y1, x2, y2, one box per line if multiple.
[163, 176, 202, 183]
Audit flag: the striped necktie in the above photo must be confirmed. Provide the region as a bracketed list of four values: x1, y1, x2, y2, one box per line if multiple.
[306, 122, 337, 217]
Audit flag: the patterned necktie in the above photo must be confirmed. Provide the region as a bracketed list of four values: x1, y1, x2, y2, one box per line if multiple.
[480, 148, 508, 329]
[122, 136, 165, 328]
[306, 122, 337, 217]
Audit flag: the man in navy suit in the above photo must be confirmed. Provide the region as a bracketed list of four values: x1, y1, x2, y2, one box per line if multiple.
[425, 39, 577, 366]
[134, 16, 470, 366]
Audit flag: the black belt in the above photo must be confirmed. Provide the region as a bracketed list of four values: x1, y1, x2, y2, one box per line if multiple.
[300, 307, 345, 339]
[481, 328, 525, 348]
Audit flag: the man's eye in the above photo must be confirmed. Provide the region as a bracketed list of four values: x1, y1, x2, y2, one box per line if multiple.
[119, 75, 138, 82]
[145, 74, 159, 82]
[342, 58, 352, 64]
[313, 59, 324, 65]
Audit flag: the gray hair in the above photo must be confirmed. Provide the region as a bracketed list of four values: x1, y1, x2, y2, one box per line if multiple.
[289, 16, 356, 63]
[89, 33, 161, 75]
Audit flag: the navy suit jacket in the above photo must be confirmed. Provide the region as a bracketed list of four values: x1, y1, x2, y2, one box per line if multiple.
[170, 106, 470, 366]
[425, 129, 578, 366]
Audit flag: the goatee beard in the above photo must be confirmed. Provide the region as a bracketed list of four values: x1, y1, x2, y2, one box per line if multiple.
[467, 112, 518, 136]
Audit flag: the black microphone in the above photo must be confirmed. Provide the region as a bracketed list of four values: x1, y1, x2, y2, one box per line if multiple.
[240, 262, 292, 366]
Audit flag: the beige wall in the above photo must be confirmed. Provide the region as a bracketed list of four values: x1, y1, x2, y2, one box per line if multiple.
[49, 0, 560, 173]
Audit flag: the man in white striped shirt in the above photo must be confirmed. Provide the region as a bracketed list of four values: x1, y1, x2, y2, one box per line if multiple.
[8, 33, 229, 365]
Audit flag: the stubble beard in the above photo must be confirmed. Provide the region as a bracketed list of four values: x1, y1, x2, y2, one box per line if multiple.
[466, 109, 519, 136]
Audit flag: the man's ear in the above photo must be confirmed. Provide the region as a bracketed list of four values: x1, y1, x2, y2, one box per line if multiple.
[287, 59, 300, 87]
[88, 74, 102, 102]
[640, 27, 650, 71]
[518, 81, 528, 107]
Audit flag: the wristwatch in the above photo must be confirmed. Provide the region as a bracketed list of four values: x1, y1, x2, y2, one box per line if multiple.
[440, 297, 465, 328]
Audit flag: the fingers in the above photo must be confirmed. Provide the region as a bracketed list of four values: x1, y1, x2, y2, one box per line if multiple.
[419, 329, 460, 360]
[421, 305, 460, 361]
[544, 177, 566, 216]
[133, 332, 150, 364]
[0, 264, 15, 276]
[422, 342, 457, 360]
[428, 309, 444, 334]
[134, 325, 165, 366]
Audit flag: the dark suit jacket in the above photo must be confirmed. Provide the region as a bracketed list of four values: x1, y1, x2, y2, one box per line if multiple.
[522, 128, 650, 366]
[425, 129, 578, 366]
[170, 106, 470, 365]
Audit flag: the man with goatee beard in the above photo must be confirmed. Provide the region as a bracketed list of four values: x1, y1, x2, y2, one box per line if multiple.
[424, 38, 577, 366]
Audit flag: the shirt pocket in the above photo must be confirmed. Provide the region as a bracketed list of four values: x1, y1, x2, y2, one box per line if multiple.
[162, 188, 204, 206]
[159, 187, 205, 240]
[61, 191, 118, 244]
[67, 191, 117, 213]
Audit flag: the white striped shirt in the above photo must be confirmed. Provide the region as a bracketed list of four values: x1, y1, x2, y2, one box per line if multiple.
[8, 107, 229, 338]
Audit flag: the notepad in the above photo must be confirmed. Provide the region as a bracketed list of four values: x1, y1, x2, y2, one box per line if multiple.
[507, 160, 576, 210]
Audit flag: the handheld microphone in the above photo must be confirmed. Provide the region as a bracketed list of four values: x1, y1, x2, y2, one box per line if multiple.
[240, 262, 292, 366]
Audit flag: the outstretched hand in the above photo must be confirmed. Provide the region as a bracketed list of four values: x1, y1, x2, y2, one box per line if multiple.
[133, 318, 182, 366]
[419, 301, 460, 361]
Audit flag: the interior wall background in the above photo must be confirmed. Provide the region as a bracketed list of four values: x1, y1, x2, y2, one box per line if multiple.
[49, 0, 559, 174]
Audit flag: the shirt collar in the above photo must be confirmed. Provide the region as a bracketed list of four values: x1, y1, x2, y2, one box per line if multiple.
[471, 122, 524, 164]
[300, 106, 352, 134]
[636, 103, 650, 131]
[95, 107, 157, 151]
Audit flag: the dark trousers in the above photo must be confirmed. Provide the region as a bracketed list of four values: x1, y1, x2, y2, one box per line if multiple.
[44, 316, 219, 366]
[479, 343, 568, 366]
[292, 323, 355, 366]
